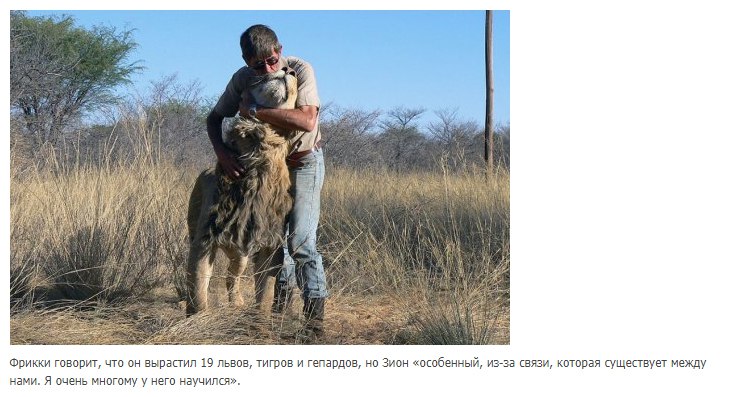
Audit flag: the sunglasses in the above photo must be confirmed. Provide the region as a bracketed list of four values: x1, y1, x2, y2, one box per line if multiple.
[251, 55, 279, 71]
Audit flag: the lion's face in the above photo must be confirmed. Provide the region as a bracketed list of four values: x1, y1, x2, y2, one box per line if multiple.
[249, 70, 297, 110]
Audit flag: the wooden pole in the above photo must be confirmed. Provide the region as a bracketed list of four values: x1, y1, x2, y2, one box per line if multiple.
[485, 10, 495, 173]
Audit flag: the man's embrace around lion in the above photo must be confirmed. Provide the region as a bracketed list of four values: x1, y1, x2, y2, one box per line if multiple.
[190, 24, 328, 341]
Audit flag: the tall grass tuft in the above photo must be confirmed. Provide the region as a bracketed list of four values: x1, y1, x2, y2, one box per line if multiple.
[404, 294, 493, 345]
[10, 141, 190, 309]
[319, 163, 510, 344]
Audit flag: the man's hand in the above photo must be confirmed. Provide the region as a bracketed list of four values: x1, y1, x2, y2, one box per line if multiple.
[207, 109, 244, 180]
[238, 94, 256, 119]
[215, 146, 245, 180]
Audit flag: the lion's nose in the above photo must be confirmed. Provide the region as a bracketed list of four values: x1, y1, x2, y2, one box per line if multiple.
[282, 66, 296, 77]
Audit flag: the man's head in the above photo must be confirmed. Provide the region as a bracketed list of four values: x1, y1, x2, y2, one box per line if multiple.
[240, 24, 283, 75]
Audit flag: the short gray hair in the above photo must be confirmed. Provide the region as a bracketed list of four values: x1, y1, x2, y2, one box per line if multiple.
[240, 24, 282, 61]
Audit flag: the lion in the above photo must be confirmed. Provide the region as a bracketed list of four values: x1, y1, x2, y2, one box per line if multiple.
[185, 69, 297, 316]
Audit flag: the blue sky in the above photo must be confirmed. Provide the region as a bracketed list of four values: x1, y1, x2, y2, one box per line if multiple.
[25, 10, 510, 129]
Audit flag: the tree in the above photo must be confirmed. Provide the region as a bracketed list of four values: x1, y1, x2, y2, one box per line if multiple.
[428, 108, 482, 171]
[117, 75, 212, 167]
[319, 105, 381, 168]
[495, 124, 510, 168]
[10, 11, 140, 146]
[375, 106, 428, 171]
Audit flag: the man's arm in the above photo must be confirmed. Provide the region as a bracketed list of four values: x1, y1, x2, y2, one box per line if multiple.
[255, 105, 318, 133]
[239, 92, 318, 133]
[207, 110, 245, 179]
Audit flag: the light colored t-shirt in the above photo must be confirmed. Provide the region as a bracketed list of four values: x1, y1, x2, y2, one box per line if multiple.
[213, 56, 321, 153]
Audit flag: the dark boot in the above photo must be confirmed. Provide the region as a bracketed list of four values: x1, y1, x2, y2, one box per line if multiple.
[299, 297, 325, 342]
[272, 281, 293, 314]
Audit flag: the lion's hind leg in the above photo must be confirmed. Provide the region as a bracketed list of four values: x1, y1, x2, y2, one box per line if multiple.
[185, 243, 215, 316]
[185, 168, 219, 316]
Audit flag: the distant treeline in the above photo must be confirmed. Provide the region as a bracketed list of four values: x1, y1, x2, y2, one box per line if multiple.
[10, 11, 509, 173]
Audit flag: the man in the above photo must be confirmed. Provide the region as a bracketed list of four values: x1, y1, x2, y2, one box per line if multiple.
[207, 24, 328, 339]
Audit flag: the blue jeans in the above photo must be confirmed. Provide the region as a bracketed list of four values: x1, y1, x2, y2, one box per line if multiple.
[277, 148, 328, 299]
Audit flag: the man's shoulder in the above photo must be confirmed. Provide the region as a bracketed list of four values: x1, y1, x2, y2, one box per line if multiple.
[228, 66, 253, 91]
[230, 66, 255, 85]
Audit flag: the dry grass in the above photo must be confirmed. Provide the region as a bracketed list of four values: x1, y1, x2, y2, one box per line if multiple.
[10, 149, 509, 345]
